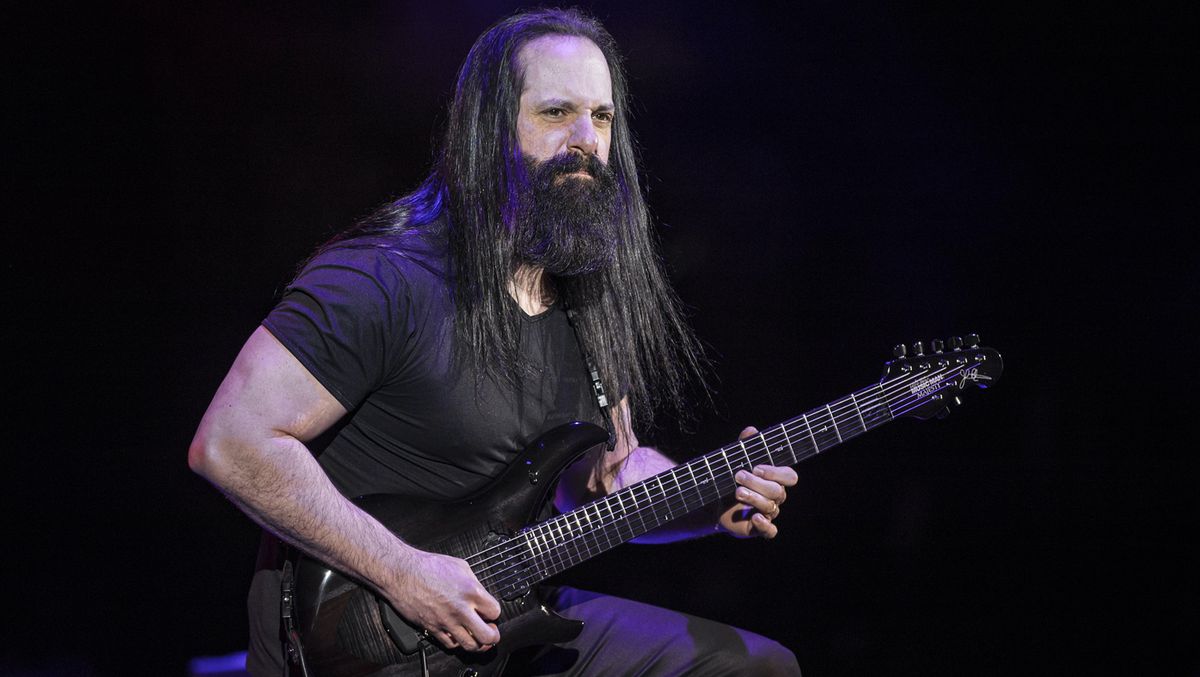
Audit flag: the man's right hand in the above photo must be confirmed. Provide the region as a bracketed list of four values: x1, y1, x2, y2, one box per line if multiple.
[386, 550, 502, 652]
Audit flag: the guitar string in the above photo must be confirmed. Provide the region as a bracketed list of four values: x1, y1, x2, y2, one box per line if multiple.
[470, 361, 967, 592]
[468, 360, 974, 591]
[468, 360, 969, 592]
[478, 368, 969, 595]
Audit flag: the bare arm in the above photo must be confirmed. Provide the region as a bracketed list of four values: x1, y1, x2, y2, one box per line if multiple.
[554, 400, 797, 543]
[188, 327, 500, 651]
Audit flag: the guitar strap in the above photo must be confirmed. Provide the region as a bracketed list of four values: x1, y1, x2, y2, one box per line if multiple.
[564, 305, 617, 451]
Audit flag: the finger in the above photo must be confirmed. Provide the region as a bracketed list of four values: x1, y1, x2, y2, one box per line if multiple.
[753, 464, 798, 487]
[734, 484, 779, 517]
[448, 623, 481, 652]
[434, 629, 458, 649]
[738, 425, 759, 440]
[752, 512, 780, 538]
[460, 606, 501, 648]
[475, 589, 502, 622]
[480, 622, 500, 650]
[735, 470, 787, 502]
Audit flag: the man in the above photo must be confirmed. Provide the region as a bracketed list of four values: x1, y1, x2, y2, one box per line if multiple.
[190, 8, 801, 675]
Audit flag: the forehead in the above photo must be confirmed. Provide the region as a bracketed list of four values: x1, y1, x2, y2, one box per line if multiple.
[516, 35, 612, 102]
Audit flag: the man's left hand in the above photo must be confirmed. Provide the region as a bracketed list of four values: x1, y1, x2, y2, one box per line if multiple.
[719, 426, 798, 539]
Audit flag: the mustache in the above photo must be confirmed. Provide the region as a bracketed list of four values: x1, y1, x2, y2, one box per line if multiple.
[528, 152, 611, 180]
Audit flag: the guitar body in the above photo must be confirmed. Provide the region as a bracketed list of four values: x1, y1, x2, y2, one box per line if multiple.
[294, 421, 610, 677]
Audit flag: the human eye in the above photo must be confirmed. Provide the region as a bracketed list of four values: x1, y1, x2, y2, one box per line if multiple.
[593, 110, 614, 124]
[542, 107, 568, 119]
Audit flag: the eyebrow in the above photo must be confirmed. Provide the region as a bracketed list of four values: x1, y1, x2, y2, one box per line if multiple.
[533, 98, 615, 112]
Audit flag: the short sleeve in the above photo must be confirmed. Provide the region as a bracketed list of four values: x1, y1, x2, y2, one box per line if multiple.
[262, 246, 410, 411]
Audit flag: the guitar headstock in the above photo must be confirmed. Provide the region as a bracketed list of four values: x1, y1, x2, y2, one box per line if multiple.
[880, 333, 1003, 420]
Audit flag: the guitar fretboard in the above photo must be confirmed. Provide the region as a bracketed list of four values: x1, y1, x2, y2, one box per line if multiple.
[485, 380, 896, 598]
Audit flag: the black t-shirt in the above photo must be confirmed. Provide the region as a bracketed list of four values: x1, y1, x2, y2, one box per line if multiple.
[262, 224, 600, 500]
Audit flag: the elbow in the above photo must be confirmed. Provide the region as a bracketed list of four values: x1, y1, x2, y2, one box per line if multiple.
[188, 430, 232, 485]
[187, 434, 215, 479]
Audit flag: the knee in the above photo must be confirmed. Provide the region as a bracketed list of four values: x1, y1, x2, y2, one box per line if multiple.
[748, 639, 802, 676]
[699, 638, 801, 677]
[739, 638, 801, 677]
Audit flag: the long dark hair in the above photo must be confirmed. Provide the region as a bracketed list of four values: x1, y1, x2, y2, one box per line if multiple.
[321, 8, 706, 433]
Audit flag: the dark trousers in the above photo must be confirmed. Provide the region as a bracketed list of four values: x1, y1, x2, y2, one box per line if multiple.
[508, 586, 801, 676]
[248, 571, 799, 676]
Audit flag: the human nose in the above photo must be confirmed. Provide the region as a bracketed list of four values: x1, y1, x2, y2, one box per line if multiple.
[567, 114, 599, 157]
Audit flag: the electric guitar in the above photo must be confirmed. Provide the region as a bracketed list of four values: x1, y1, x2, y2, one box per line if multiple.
[292, 335, 1003, 676]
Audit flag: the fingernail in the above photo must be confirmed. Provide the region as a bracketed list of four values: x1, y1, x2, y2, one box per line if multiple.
[754, 467, 765, 476]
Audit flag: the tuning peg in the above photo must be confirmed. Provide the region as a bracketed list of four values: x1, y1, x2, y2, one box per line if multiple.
[965, 333, 980, 348]
[932, 339, 945, 354]
[953, 396, 963, 407]
[911, 341, 925, 357]
[948, 336, 963, 351]
[893, 344, 907, 359]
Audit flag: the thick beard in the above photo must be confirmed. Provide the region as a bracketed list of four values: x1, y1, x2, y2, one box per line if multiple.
[514, 152, 620, 278]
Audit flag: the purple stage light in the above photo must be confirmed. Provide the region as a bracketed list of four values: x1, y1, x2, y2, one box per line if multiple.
[187, 651, 247, 677]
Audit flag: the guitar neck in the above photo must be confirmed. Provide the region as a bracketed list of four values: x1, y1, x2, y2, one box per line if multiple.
[493, 380, 895, 593]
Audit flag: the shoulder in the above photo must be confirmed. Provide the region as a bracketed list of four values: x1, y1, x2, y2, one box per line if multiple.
[296, 226, 451, 300]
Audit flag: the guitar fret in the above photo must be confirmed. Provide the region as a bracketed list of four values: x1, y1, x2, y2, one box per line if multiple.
[664, 470, 680, 517]
[536, 523, 550, 568]
[802, 413, 819, 452]
[849, 392, 867, 430]
[679, 469, 693, 514]
[519, 531, 537, 585]
[592, 501, 604, 549]
[551, 519, 569, 575]
[578, 510, 595, 561]
[870, 384, 893, 425]
[543, 522, 556, 563]
[639, 482, 654, 529]
[738, 439, 754, 469]
[550, 517, 566, 572]
[826, 404, 843, 443]
[702, 455, 722, 497]
[523, 529, 542, 582]
[580, 509, 596, 558]
[616, 494, 633, 541]
[722, 448, 735, 479]
[672, 466, 695, 514]
[597, 501, 614, 548]
[564, 512, 584, 563]
[759, 431, 774, 466]
[541, 522, 558, 575]
[580, 505, 594, 553]
[616, 490, 631, 536]
[628, 484, 643, 535]
[601, 496, 619, 542]
[779, 422, 797, 463]
[656, 476, 672, 520]
[589, 503, 608, 550]
[605, 495, 620, 541]
[684, 461, 704, 505]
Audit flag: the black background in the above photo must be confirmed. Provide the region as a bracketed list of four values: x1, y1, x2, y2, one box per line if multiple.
[7, 2, 1196, 675]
